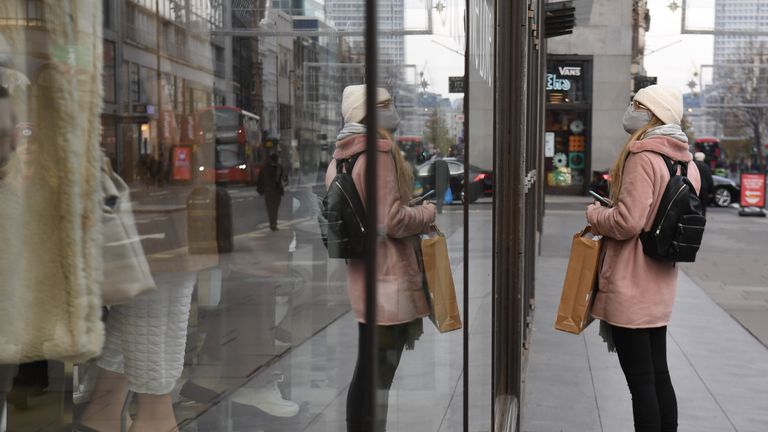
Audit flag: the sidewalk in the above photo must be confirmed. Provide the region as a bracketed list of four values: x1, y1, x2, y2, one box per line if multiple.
[522, 196, 768, 432]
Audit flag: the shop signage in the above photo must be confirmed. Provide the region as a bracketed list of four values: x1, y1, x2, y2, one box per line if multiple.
[449, 76, 465, 93]
[546, 74, 571, 91]
[558, 66, 581, 76]
[172, 146, 193, 181]
[740, 173, 766, 208]
[132, 104, 148, 114]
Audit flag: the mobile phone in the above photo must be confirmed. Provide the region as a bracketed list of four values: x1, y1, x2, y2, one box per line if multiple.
[409, 189, 435, 206]
[589, 190, 614, 207]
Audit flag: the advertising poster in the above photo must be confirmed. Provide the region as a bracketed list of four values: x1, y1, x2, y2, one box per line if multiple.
[172, 146, 192, 181]
[740, 173, 766, 208]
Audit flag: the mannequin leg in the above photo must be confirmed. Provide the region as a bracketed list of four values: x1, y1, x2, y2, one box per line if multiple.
[129, 394, 178, 432]
[78, 368, 131, 432]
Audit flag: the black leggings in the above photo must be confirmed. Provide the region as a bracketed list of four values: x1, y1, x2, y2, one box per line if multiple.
[346, 321, 418, 432]
[611, 325, 678, 432]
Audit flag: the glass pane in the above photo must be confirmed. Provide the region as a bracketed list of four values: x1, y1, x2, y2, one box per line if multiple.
[467, 1, 495, 430]
[544, 110, 589, 190]
[0, 1, 481, 431]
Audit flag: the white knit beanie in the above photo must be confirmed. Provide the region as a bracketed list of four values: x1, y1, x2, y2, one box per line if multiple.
[341, 85, 391, 124]
[634, 84, 683, 125]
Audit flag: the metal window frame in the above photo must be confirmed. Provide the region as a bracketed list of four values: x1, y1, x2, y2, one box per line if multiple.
[362, 0, 379, 426]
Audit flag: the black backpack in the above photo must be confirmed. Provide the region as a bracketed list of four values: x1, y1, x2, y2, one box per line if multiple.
[639, 153, 706, 262]
[318, 154, 367, 259]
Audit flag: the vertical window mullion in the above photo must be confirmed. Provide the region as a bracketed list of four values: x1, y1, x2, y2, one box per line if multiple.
[363, 0, 379, 427]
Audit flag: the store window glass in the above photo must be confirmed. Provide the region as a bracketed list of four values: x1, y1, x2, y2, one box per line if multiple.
[0, 0, 503, 431]
[545, 57, 592, 193]
[545, 59, 589, 105]
[544, 110, 589, 190]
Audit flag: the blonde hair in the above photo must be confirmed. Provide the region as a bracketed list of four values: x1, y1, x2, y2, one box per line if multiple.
[609, 116, 664, 200]
[378, 129, 413, 204]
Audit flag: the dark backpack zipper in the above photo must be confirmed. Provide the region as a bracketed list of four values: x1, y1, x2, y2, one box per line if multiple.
[656, 183, 687, 236]
[334, 181, 366, 234]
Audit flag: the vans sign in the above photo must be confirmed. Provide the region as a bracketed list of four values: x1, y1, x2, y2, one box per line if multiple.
[558, 67, 581, 76]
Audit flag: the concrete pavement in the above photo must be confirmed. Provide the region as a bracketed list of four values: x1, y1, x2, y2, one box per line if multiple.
[522, 196, 768, 432]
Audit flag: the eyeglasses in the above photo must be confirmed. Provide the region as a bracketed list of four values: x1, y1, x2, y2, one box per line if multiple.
[631, 100, 649, 111]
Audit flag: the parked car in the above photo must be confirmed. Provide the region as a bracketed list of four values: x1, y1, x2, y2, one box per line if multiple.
[590, 170, 611, 198]
[414, 158, 489, 203]
[590, 170, 738, 208]
[711, 175, 740, 207]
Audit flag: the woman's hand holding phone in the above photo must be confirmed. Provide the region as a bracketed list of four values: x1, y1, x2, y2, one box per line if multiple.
[589, 190, 614, 207]
[409, 189, 435, 206]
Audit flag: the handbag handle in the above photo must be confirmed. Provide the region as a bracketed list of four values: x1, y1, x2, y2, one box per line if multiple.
[580, 225, 594, 237]
[429, 223, 444, 237]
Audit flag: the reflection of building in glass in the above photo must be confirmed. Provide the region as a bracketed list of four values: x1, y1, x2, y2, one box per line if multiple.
[683, 92, 718, 138]
[292, 17, 361, 172]
[705, 0, 768, 151]
[259, 10, 295, 140]
[326, 0, 405, 87]
[271, 0, 327, 19]
[97, 0, 257, 182]
[713, 0, 768, 65]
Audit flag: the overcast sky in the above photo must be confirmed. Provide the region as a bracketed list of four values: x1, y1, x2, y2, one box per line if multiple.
[404, 0, 715, 97]
[643, 0, 713, 93]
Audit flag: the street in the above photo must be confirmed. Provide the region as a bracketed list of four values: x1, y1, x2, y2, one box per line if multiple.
[682, 205, 768, 347]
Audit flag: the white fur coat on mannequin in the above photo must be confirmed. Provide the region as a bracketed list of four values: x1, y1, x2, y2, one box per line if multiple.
[0, 0, 105, 363]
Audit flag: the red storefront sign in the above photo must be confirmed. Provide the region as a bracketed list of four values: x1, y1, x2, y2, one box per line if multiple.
[740, 173, 766, 208]
[172, 146, 192, 181]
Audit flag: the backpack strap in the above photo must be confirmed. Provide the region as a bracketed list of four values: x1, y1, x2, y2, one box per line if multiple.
[336, 152, 363, 174]
[655, 153, 687, 177]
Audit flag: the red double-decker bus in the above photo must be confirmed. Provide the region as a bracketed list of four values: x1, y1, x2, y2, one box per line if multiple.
[693, 137, 723, 170]
[396, 136, 426, 165]
[194, 106, 262, 185]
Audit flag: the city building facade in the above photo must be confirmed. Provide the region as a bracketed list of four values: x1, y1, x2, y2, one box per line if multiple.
[545, 0, 647, 194]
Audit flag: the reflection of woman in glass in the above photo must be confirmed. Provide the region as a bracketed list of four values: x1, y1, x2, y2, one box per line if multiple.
[327, 85, 437, 432]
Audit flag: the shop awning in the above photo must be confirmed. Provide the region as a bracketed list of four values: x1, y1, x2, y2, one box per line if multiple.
[545, 1, 576, 38]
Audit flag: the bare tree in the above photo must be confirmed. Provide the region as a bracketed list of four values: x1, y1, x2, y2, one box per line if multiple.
[717, 41, 768, 172]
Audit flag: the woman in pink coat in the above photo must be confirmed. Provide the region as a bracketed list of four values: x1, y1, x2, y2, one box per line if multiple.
[586, 85, 700, 432]
[326, 85, 436, 432]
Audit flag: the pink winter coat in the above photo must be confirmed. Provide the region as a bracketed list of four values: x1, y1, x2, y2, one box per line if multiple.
[586, 136, 701, 328]
[326, 135, 436, 325]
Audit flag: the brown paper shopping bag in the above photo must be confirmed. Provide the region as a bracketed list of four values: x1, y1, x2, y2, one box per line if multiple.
[554, 226, 603, 334]
[421, 228, 463, 333]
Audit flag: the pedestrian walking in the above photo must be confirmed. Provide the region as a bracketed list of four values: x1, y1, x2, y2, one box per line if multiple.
[694, 152, 714, 215]
[585, 85, 701, 432]
[257, 152, 286, 231]
[326, 84, 436, 432]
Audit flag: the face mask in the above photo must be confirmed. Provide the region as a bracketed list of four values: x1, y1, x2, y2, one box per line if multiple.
[622, 104, 651, 134]
[377, 104, 401, 132]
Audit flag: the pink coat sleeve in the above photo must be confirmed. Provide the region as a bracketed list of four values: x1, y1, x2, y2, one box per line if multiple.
[587, 153, 655, 240]
[355, 152, 436, 239]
